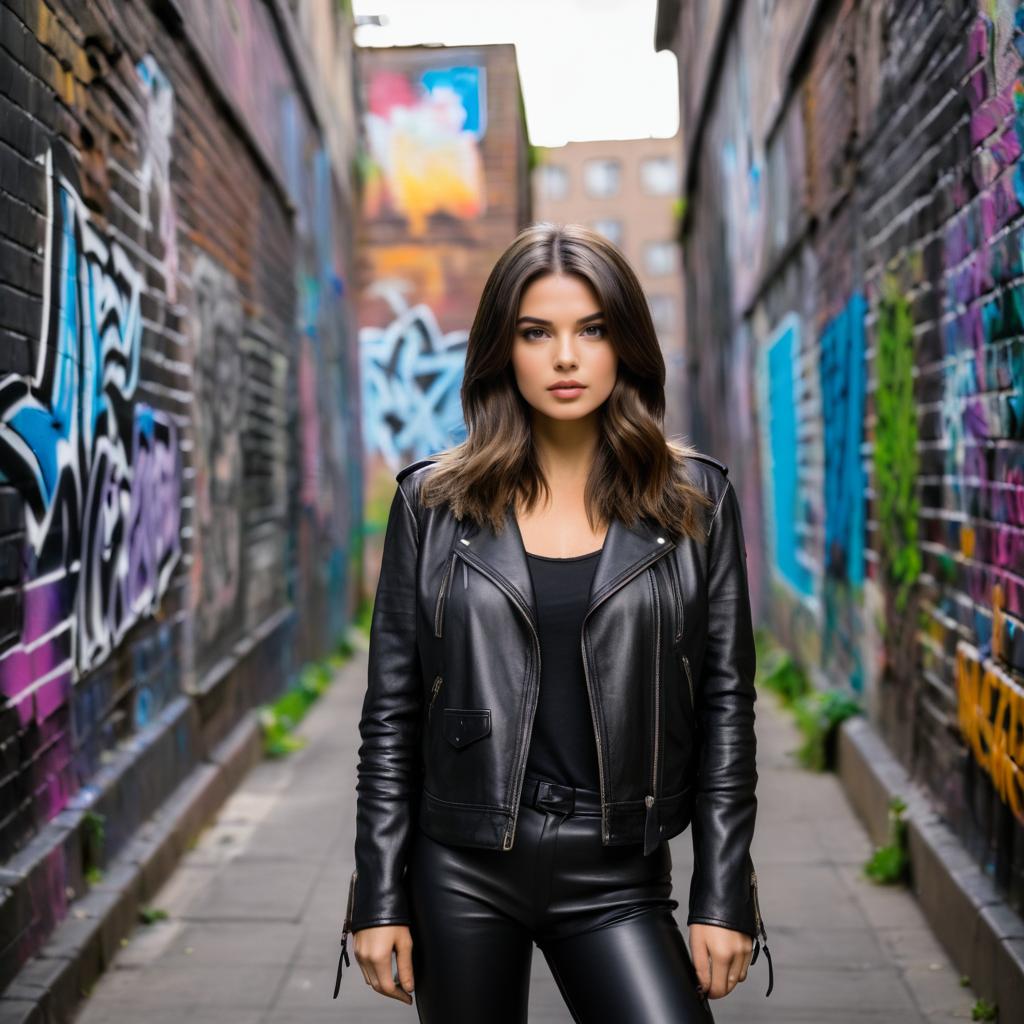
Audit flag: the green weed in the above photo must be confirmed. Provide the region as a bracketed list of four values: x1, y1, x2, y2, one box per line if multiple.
[258, 637, 353, 758]
[82, 810, 106, 884]
[864, 796, 909, 884]
[793, 689, 863, 771]
[970, 996, 998, 1020]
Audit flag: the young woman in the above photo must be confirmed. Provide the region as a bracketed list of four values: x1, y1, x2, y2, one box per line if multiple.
[334, 223, 773, 1021]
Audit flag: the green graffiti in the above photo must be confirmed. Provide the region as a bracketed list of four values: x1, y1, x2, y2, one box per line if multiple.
[873, 275, 921, 611]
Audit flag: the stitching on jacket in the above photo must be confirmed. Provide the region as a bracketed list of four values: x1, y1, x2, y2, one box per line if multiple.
[710, 478, 731, 529]
[397, 480, 419, 544]
[421, 786, 507, 812]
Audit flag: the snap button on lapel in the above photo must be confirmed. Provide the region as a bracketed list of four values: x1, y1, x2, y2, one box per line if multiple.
[460, 538, 470, 545]
[657, 536, 665, 543]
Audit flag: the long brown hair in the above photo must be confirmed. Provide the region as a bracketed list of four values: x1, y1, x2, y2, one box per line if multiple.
[420, 222, 716, 541]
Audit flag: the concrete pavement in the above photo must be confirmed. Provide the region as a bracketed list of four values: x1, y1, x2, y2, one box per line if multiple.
[70, 645, 980, 1023]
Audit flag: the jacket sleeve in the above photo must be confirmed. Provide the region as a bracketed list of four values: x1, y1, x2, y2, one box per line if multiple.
[686, 478, 759, 936]
[350, 481, 423, 932]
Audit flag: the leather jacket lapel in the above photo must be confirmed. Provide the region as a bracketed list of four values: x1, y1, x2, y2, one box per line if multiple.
[459, 505, 676, 627]
[586, 515, 675, 614]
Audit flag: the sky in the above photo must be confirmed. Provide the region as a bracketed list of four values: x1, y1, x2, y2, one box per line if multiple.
[350, 0, 680, 148]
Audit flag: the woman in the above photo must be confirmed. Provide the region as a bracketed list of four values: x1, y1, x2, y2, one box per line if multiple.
[334, 223, 773, 1021]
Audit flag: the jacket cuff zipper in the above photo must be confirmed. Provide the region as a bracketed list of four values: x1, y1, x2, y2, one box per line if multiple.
[333, 868, 358, 998]
[748, 864, 773, 997]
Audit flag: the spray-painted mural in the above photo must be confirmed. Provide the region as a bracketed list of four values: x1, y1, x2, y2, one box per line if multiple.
[188, 253, 244, 659]
[356, 44, 526, 578]
[669, 0, 1024, 927]
[873, 274, 921, 614]
[281, 97, 361, 657]
[136, 54, 179, 303]
[0, 0, 362, 982]
[360, 282, 468, 466]
[956, 633, 1024, 824]
[758, 313, 815, 599]
[0, 138, 183, 707]
[820, 292, 867, 693]
[364, 65, 488, 236]
[820, 293, 866, 589]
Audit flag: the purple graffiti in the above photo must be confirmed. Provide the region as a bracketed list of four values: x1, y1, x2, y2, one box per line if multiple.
[0, 142, 183, 697]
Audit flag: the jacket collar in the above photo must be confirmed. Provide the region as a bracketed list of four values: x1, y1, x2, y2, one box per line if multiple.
[456, 505, 676, 631]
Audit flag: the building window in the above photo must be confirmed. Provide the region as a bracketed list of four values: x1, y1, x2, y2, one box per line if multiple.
[644, 241, 676, 276]
[639, 156, 678, 196]
[536, 164, 569, 202]
[583, 158, 621, 198]
[648, 295, 675, 334]
[591, 219, 623, 246]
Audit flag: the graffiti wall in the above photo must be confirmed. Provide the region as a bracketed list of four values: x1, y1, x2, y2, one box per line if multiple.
[356, 44, 529, 548]
[669, 0, 1024, 915]
[364, 64, 488, 235]
[0, 0, 361, 973]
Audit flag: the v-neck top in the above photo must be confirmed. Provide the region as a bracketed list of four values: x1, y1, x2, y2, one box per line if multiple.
[523, 546, 603, 790]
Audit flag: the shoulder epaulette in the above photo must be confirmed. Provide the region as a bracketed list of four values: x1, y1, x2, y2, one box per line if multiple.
[396, 457, 438, 484]
[688, 452, 728, 477]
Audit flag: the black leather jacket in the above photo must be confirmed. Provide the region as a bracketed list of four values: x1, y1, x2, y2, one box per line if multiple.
[338, 452, 773, 996]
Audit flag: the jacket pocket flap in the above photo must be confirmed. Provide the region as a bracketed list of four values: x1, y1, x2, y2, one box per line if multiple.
[443, 708, 491, 749]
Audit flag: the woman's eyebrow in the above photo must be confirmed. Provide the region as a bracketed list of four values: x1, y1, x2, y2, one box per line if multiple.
[515, 312, 605, 326]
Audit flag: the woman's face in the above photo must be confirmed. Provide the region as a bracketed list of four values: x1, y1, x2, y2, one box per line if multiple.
[511, 272, 618, 423]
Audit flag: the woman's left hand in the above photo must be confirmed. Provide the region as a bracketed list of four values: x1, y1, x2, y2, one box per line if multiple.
[688, 922, 753, 999]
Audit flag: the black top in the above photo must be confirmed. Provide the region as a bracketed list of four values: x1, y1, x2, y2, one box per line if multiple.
[523, 546, 603, 789]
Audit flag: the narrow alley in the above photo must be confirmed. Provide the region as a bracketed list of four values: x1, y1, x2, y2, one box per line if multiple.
[65, 646, 977, 1024]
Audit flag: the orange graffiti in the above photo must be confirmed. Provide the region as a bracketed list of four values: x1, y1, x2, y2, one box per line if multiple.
[366, 246, 448, 303]
[364, 69, 486, 236]
[992, 582, 1006, 663]
[959, 523, 975, 559]
[955, 640, 1024, 823]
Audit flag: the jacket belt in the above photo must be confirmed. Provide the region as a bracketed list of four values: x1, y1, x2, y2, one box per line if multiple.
[519, 775, 602, 816]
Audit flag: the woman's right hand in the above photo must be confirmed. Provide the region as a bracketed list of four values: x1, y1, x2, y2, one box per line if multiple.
[353, 924, 415, 1004]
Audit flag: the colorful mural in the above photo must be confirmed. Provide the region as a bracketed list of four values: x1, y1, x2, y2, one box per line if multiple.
[363, 65, 488, 235]
[667, 0, 1024, 929]
[0, 0, 362, 981]
[0, 140, 183, 692]
[360, 280, 468, 466]
[758, 313, 815, 599]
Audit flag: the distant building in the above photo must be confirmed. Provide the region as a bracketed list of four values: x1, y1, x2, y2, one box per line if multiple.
[532, 137, 686, 439]
[355, 42, 531, 565]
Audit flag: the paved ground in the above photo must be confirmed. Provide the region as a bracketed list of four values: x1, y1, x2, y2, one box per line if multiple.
[71, 644, 979, 1023]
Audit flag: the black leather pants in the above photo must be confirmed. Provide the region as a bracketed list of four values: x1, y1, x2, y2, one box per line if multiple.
[408, 774, 715, 1023]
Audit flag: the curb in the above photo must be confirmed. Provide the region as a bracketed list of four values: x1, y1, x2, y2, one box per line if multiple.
[0, 710, 264, 1024]
[836, 714, 1024, 1015]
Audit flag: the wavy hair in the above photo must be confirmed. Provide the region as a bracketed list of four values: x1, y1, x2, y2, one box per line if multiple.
[419, 222, 717, 541]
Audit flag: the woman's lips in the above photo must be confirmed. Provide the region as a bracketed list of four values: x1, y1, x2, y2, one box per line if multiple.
[548, 385, 586, 398]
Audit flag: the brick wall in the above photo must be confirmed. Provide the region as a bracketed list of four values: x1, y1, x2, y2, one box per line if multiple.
[355, 43, 531, 545]
[0, 0, 361, 972]
[661, 0, 1024, 913]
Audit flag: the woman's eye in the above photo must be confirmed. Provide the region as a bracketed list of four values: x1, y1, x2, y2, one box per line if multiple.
[519, 324, 606, 340]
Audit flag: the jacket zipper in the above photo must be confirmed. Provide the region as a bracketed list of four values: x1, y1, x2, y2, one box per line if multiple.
[434, 552, 457, 637]
[681, 652, 694, 713]
[580, 540, 676, 844]
[428, 674, 443, 721]
[750, 864, 774, 997]
[644, 566, 661, 855]
[455, 549, 541, 851]
[668, 557, 683, 644]
[333, 868, 358, 998]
